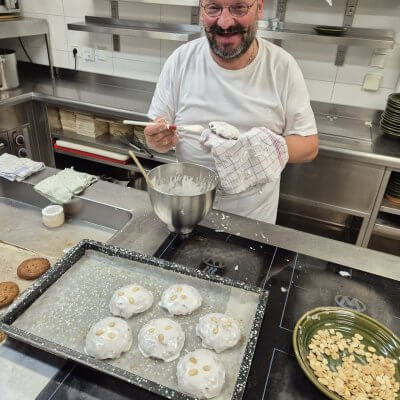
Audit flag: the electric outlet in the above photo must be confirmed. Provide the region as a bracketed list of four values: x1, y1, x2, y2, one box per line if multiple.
[82, 46, 95, 62]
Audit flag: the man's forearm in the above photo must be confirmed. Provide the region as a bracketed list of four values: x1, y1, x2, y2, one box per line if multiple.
[285, 134, 319, 163]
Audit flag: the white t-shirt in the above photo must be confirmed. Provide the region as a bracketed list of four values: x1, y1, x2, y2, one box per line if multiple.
[148, 37, 317, 224]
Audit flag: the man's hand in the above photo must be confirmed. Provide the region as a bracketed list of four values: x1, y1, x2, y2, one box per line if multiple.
[144, 117, 179, 153]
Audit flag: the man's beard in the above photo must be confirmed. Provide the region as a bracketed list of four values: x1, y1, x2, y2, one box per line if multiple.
[204, 22, 258, 60]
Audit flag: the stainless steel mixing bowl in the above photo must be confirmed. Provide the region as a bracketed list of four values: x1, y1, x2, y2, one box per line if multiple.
[147, 162, 219, 234]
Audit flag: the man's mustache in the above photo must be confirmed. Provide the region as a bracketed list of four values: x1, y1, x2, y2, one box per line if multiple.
[205, 24, 248, 35]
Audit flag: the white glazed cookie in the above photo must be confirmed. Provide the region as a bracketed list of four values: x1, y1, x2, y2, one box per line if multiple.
[138, 318, 185, 362]
[159, 284, 202, 316]
[177, 349, 226, 399]
[109, 284, 153, 319]
[85, 317, 132, 360]
[196, 313, 241, 353]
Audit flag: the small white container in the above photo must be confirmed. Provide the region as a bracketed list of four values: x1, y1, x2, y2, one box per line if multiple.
[42, 205, 65, 228]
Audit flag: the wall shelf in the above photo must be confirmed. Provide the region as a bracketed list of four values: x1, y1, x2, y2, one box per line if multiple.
[0, 17, 55, 82]
[107, 0, 198, 5]
[67, 16, 201, 42]
[257, 22, 395, 50]
[372, 216, 400, 240]
[51, 130, 176, 165]
[380, 198, 400, 216]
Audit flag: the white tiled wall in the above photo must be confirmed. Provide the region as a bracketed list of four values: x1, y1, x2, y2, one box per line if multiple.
[2, 0, 400, 110]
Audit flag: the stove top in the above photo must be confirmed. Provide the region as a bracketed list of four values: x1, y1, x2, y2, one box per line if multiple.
[154, 226, 277, 287]
[37, 228, 400, 400]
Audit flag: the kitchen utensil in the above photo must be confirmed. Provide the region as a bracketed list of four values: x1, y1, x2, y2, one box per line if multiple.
[293, 307, 400, 400]
[0, 49, 19, 91]
[147, 162, 219, 234]
[0, 0, 21, 14]
[54, 140, 130, 164]
[128, 150, 151, 187]
[313, 25, 348, 36]
[122, 119, 205, 134]
[117, 133, 153, 158]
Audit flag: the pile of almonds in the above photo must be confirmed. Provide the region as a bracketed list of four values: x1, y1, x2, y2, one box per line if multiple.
[307, 329, 399, 400]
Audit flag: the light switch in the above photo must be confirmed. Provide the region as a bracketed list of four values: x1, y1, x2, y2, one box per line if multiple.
[363, 74, 382, 91]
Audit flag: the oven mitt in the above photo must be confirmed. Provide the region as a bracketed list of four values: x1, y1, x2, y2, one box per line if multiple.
[201, 126, 289, 194]
[34, 167, 98, 204]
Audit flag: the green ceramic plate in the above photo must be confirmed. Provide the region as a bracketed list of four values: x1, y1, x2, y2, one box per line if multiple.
[387, 187, 400, 197]
[293, 307, 400, 400]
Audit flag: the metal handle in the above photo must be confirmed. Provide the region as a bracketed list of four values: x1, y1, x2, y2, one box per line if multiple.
[0, 57, 4, 89]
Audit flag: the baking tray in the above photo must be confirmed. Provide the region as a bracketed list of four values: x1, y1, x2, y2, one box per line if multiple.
[0, 240, 268, 400]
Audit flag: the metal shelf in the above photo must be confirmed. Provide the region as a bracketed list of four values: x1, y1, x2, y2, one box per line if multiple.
[0, 17, 49, 40]
[257, 22, 395, 50]
[68, 16, 201, 42]
[380, 198, 400, 217]
[372, 216, 400, 240]
[0, 17, 55, 82]
[51, 129, 176, 164]
[54, 147, 153, 173]
[107, 0, 198, 5]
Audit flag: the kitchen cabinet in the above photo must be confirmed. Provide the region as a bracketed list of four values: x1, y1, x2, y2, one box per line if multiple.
[362, 168, 400, 256]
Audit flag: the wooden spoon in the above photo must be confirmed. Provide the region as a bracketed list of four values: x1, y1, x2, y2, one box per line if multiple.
[128, 150, 151, 188]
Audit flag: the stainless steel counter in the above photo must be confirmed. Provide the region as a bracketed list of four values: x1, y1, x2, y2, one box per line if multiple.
[1, 166, 399, 400]
[3, 63, 400, 170]
[23, 167, 400, 282]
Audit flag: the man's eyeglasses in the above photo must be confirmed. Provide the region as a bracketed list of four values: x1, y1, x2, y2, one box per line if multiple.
[201, 0, 258, 18]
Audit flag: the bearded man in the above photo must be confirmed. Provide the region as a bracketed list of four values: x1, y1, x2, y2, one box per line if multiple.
[145, 0, 318, 224]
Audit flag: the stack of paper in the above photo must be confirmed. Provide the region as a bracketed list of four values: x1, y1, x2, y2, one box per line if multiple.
[59, 109, 76, 132]
[76, 113, 109, 137]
